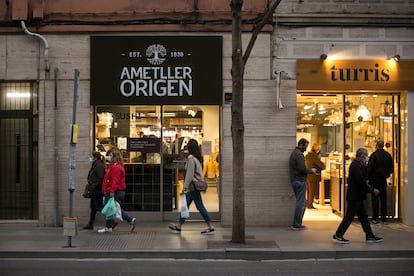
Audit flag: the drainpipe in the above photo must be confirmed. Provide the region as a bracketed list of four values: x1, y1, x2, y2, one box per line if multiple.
[21, 21, 50, 79]
[53, 68, 60, 227]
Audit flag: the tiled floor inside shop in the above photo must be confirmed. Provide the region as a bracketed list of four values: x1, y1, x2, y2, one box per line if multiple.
[303, 203, 342, 221]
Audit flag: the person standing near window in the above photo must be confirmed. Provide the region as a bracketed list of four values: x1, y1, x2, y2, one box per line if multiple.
[305, 143, 326, 209]
[289, 138, 317, 230]
[367, 140, 393, 224]
[98, 149, 136, 233]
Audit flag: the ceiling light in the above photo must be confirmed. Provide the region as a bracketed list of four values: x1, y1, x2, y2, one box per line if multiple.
[355, 104, 372, 122]
[320, 54, 327, 60]
[393, 54, 400, 61]
[7, 92, 30, 98]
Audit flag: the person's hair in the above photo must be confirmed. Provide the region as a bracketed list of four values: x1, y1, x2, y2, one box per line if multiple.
[356, 148, 368, 158]
[187, 139, 203, 164]
[110, 148, 123, 165]
[298, 138, 309, 147]
[311, 143, 321, 152]
[376, 140, 384, 149]
[92, 151, 102, 160]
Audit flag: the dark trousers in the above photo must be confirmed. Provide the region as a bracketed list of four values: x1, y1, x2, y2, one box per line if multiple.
[88, 194, 103, 225]
[335, 200, 374, 239]
[371, 178, 387, 222]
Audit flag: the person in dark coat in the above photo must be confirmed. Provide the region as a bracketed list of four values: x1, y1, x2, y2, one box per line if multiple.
[289, 138, 317, 230]
[367, 140, 393, 224]
[83, 151, 105, 230]
[332, 148, 383, 243]
[305, 143, 326, 209]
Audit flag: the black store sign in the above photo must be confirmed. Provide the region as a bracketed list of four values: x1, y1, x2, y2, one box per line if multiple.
[91, 36, 222, 105]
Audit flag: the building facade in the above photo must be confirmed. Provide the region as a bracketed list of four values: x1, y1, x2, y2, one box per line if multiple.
[0, 0, 413, 227]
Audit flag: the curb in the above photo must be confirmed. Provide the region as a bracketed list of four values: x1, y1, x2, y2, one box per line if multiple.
[2, 249, 414, 260]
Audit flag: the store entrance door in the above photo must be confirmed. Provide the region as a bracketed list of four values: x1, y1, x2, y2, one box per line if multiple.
[0, 82, 38, 219]
[297, 93, 399, 220]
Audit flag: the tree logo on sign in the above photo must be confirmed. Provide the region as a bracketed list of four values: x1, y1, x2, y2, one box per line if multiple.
[146, 44, 167, 66]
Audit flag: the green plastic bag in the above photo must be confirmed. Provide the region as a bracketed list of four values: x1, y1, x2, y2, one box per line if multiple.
[101, 197, 116, 219]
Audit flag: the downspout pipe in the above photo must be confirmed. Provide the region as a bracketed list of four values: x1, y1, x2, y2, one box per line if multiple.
[21, 21, 50, 79]
[53, 68, 60, 227]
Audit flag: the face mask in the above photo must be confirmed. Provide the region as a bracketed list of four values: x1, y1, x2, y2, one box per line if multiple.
[107, 156, 112, 163]
[363, 156, 369, 164]
[89, 157, 94, 165]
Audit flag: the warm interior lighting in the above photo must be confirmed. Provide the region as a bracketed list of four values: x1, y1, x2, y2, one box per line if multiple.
[355, 104, 372, 122]
[7, 92, 30, 98]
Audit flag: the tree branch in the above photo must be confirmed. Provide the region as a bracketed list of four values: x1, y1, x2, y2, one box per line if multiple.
[243, 0, 282, 65]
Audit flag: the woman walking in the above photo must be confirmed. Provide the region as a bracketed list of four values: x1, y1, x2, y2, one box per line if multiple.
[83, 151, 105, 230]
[169, 139, 214, 234]
[98, 149, 136, 233]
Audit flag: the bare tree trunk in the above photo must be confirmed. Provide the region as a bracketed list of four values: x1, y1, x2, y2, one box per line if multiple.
[230, 0, 282, 244]
[230, 0, 245, 244]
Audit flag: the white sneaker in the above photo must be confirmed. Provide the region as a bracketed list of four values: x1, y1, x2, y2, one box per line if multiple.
[97, 227, 112, 233]
[130, 218, 136, 232]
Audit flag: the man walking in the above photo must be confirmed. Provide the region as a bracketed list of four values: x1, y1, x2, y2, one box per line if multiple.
[332, 148, 383, 243]
[367, 140, 393, 224]
[289, 138, 316, 230]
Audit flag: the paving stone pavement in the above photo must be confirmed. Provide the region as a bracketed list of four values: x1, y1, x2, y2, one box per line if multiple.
[1, 220, 414, 260]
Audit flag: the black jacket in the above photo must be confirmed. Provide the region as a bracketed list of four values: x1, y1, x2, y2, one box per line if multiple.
[289, 147, 314, 182]
[87, 159, 105, 196]
[346, 159, 373, 201]
[367, 149, 393, 180]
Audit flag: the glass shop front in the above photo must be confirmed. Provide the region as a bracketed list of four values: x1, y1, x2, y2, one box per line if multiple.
[296, 59, 411, 220]
[90, 36, 222, 220]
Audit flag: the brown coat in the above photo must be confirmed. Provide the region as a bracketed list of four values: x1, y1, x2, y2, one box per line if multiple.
[305, 151, 326, 183]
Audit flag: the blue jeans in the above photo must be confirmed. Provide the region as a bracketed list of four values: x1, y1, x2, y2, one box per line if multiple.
[179, 190, 211, 225]
[103, 191, 133, 228]
[88, 194, 103, 225]
[291, 180, 307, 227]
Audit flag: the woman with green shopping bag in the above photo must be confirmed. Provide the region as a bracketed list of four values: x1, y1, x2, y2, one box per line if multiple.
[98, 149, 136, 233]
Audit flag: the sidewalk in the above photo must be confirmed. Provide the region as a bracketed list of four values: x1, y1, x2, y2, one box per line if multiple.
[1, 220, 414, 260]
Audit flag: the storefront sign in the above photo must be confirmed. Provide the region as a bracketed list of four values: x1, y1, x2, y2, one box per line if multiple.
[297, 60, 414, 91]
[91, 36, 222, 105]
[127, 138, 160, 153]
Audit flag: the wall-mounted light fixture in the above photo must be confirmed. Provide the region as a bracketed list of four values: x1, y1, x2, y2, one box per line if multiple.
[320, 54, 328, 60]
[393, 54, 400, 61]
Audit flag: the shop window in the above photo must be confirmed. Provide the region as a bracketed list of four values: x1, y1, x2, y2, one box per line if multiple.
[93, 105, 220, 213]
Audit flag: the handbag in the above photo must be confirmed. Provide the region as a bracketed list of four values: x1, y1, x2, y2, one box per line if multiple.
[82, 183, 91, 198]
[192, 158, 208, 191]
[194, 179, 208, 191]
[180, 195, 190, 218]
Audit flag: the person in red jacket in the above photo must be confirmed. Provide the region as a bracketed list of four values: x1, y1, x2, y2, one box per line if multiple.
[98, 149, 136, 233]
